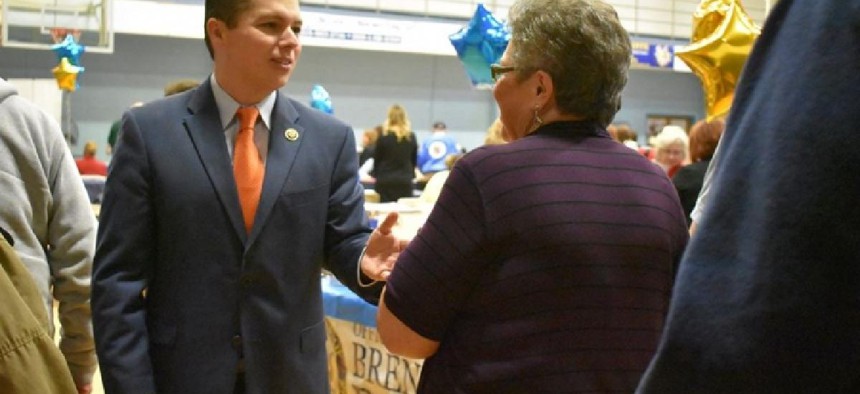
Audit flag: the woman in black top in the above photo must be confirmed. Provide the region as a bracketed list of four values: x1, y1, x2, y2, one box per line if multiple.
[373, 104, 417, 202]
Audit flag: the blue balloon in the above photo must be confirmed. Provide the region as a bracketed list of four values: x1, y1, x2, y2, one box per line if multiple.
[51, 34, 86, 66]
[310, 84, 333, 114]
[449, 4, 510, 89]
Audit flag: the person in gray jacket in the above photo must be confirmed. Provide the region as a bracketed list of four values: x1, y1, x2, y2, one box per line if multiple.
[0, 77, 97, 394]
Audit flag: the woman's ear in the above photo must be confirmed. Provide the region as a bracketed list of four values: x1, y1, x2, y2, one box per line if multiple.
[534, 70, 554, 105]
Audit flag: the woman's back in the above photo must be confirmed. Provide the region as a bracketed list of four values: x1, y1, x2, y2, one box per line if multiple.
[384, 122, 688, 393]
[373, 130, 417, 202]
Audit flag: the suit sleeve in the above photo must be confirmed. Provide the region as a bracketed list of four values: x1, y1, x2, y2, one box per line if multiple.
[92, 111, 158, 394]
[321, 125, 381, 302]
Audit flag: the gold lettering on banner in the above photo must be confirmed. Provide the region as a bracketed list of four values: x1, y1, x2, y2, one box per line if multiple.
[327, 317, 423, 393]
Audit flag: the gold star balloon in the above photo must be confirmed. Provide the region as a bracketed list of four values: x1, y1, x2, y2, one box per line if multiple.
[677, 0, 761, 120]
[52, 57, 85, 92]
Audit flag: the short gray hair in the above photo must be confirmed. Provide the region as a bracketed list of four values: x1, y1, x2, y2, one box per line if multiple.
[507, 0, 631, 126]
[652, 125, 689, 151]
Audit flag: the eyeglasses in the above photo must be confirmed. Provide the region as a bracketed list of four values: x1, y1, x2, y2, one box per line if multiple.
[490, 64, 517, 82]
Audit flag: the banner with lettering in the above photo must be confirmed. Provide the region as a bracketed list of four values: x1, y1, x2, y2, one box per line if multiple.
[323, 276, 424, 393]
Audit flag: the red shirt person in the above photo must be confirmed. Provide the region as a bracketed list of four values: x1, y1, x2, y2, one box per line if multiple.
[75, 141, 107, 176]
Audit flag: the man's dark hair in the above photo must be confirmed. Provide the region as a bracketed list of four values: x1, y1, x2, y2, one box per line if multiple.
[204, 0, 251, 59]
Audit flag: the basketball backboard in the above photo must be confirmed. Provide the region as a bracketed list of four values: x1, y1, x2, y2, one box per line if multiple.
[0, 0, 113, 52]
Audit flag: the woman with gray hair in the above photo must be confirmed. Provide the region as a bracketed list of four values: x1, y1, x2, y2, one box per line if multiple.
[651, 125, 690, 178]
[376, 0, 688, 392]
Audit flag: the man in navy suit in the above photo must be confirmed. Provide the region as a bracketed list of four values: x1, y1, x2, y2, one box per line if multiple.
[92, 0, 403, 392]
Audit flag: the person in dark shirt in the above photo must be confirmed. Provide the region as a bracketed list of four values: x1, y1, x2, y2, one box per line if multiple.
[672, 119, 723, 226]
[373, 104, 418, 202]
[376, 0, 688, 392]
[106, 101, 143, 155]
[637, 1, 860, 392]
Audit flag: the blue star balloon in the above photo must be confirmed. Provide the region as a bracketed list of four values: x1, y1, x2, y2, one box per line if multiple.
[51, 34, 86, 66]
[310, 84, 333, 114]
[449, 4, 510, 89]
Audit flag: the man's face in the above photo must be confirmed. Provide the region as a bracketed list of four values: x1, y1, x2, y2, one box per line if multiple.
[209, 0, 303, 101]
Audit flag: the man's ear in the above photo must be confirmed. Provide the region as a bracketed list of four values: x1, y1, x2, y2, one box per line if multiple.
[206, 18, 226, 46]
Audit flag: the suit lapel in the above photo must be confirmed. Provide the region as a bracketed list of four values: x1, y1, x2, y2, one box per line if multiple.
[247, 94, 303, 245]
[184, 79, 247, 242]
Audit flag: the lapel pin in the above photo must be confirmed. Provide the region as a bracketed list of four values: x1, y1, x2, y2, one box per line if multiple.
[285, 128, 299, 141]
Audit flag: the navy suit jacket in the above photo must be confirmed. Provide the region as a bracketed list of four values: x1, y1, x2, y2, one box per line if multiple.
[93, 79, 381, 394]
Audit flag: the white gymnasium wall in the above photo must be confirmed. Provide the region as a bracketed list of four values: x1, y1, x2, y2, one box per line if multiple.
[0, 33, 703, 157]
[7, 78, 62, 125]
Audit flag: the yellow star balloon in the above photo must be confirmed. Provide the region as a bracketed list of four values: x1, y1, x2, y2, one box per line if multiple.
[52, 57, 85, 92]
[677, 0, 761, 120]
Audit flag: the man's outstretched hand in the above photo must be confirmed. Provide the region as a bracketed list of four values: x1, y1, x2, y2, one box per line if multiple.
[361, 212, 410, 282]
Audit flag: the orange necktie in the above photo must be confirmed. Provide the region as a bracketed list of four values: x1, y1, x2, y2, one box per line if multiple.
[234, 106, 264, 233]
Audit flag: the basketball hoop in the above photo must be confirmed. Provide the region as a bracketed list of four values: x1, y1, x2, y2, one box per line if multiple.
[50, 28, 82, 44]
[3, 0, 112, 53]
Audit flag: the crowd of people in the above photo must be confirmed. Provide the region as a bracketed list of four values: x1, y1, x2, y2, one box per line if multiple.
[1, 0, 856, 393]
[604, 119, 724, 227]
[358, 95, 723, 209]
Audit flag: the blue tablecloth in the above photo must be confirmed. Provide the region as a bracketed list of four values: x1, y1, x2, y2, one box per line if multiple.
[322, 275, 377, 328]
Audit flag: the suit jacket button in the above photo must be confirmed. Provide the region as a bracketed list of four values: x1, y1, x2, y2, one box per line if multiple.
[232, 335, 242, 349]
[240, 275, 254, 287]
